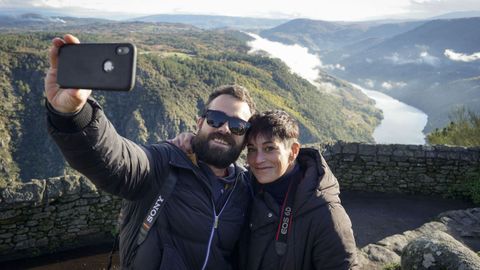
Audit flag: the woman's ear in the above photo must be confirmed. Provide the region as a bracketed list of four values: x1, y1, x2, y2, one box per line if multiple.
[290, 141, 300, 162]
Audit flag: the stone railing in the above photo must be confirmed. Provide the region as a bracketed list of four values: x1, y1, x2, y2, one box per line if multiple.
[0, 175, 122, 262]
[323, 142, 480, 197]
[0, 142, 478, 262]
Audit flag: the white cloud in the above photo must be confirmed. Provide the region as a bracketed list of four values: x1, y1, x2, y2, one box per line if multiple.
[382, 81, 393, 89]
[419, 51, 440, 66]
[363, 79, 376, 88]
[385, 51, 440, 66]
[444, 49, 480, 62]
[381, 81, 407, 90]
[247, 33, 323, 84]
[317, 82, 338, 93]
[323, 63, 346, 71]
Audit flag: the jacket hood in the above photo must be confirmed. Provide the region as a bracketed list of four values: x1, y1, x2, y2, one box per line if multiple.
[294, 148, 341, 216]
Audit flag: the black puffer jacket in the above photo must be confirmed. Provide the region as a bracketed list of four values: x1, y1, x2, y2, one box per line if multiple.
[47, 98, 251, 270]
[244, 148, 358, 270]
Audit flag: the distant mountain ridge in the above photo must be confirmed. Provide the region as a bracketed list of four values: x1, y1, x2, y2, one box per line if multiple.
[130, 14, 288, 29]
[0, 12, 112, 29]
[260, 18, 425, 56]
[334, 17, 480, 131]
[430, 11, 480, 20]
[260, 16, 480, 132]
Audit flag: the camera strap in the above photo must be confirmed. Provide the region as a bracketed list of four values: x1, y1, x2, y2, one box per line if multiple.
[137, 168, 178, 245]
[274, 177, 299, 256]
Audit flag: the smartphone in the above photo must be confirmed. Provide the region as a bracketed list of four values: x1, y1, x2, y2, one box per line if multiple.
[57, 43, 137, 91]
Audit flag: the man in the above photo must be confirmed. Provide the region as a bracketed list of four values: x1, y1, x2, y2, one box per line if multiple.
[45, 34, 256, 269]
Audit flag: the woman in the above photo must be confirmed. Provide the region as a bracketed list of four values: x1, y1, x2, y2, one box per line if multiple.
[242, 110, 358, 270]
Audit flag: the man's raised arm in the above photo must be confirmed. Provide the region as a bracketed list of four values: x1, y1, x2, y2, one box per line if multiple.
[45, 34, 153, 200]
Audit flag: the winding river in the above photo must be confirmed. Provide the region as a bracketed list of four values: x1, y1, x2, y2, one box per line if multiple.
[247, 33, 428, 145]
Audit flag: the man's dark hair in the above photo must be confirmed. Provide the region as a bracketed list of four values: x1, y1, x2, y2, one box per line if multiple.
[247, 110, 299, 143]
[205, 84, 256, 115]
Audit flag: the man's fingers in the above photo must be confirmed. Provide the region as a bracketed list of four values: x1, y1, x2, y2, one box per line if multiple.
[49, 34, 80, 68]
[167, 134, 194, 154]
[64, 34, 80, 44]
[49, 37, 65, 69]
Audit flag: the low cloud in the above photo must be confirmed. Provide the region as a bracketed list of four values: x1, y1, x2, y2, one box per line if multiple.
[444, 49, 480, 62]
[247, 32, 324, 84]
[385, 51, 440, 66]
[362, 79, 376, 89]
[359, 79, 407, 90]
[317, 82, 338, 93]
[381, 81, 407, 90]
[323, 63, 345, 71]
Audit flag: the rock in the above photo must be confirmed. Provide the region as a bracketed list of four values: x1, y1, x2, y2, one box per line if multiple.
[401, 230, 480, 270]
[377, 234, 409, 255]
[361, 244, 401, 264]
[1, 180, 45, 204]
[437, 208, 480, 252]
[356, 250, 384, 270]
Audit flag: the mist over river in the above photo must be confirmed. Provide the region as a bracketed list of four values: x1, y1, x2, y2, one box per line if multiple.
[246, 33, 428, 145]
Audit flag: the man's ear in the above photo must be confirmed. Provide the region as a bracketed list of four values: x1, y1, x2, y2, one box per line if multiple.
[290, 142, 300, 162]
[196, 116, 203, 132]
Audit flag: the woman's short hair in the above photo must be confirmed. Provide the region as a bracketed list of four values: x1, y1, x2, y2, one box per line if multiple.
[247, 110, 299, 143]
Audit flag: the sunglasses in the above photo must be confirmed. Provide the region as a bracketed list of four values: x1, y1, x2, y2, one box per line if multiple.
[202, 110, 251, 136]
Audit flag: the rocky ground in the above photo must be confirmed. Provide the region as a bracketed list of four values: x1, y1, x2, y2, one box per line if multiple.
[341, 191, 478, 269]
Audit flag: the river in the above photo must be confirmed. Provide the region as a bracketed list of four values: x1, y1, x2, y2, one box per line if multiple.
[246, 33, 428, 145]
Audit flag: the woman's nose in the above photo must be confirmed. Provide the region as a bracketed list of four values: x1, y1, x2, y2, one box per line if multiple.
[255, 151, 266, 163]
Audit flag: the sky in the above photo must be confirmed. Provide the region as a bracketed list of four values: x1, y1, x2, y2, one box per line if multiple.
[1, 0, 480, 21]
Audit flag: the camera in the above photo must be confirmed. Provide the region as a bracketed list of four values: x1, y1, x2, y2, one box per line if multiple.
[116, 46, 130, 55]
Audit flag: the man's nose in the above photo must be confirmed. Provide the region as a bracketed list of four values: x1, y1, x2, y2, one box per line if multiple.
[216, 121, 231, 134]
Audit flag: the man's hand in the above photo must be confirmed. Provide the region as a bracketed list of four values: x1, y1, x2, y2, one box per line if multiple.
[45, 34, 92, 113]
[168, 132, 195, 154]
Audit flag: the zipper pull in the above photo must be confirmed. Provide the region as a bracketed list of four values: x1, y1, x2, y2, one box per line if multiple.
[214, 215, 219, 229]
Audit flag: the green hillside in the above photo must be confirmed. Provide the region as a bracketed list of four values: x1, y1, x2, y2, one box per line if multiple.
[0, 22, 381, 186]
[427, 107, 480, 147]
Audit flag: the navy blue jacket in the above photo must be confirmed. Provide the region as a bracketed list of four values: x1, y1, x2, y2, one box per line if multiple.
[47, 98, 251, 269]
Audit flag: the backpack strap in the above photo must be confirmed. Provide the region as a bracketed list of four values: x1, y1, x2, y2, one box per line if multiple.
[107, 168, 178, 270]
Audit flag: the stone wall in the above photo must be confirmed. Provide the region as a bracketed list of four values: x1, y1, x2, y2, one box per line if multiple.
[0, 142, 478, 262]
[0, 175, 122, 262]
[323, 142, 480, 197]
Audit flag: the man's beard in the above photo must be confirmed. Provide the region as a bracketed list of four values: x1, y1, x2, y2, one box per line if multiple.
[192, 131, 243, 168]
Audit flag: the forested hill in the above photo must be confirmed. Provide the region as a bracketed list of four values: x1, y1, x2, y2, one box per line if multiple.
[0, 21, 381, 185]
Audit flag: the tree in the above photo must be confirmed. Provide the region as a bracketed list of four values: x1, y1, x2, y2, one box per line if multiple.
[427, 107, 480, 147]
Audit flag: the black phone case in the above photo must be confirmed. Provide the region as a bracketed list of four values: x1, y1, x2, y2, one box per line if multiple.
[57, 43, 137, 91]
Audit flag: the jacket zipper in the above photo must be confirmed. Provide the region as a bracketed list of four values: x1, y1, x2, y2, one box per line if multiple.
[201, 173, 240, 270]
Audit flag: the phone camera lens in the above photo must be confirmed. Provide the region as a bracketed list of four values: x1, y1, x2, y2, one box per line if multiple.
[116, 46, 130, 55]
